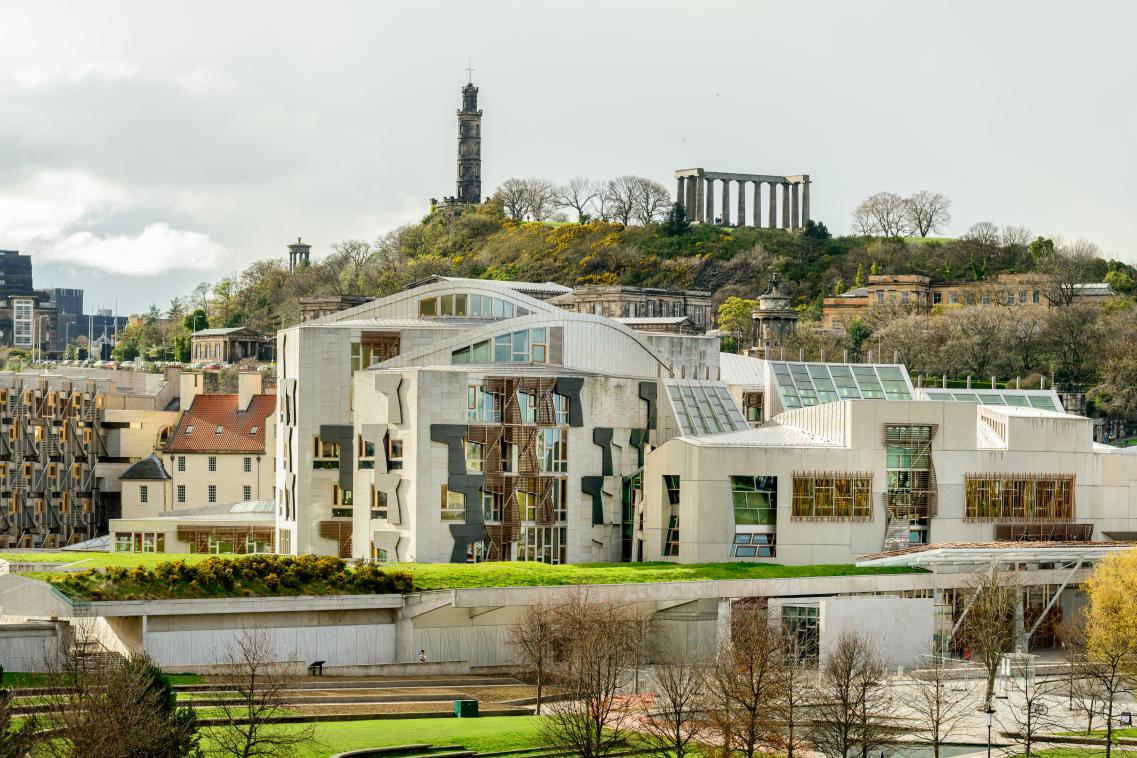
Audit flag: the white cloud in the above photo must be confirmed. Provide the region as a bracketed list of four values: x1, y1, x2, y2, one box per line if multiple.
[9, 60, 138, 88]
[40, 223, 226, 275]
[0, 170, 227, 276]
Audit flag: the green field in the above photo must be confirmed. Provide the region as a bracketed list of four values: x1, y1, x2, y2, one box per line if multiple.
[0, 671, 205, 688]
[198, 715, 547, 757]
[395, 560, 919, 590]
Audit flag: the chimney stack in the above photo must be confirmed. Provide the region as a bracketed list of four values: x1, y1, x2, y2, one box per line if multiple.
[238, 372, 263, 412]
[179, 373, 203, 410]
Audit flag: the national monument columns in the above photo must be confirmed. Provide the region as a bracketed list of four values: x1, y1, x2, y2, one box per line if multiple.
[674, 168, 811, 229]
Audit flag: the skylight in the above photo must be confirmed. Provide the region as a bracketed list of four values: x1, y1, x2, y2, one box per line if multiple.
[769, 362, 913, 410]
[185, 425, 194, 435]
[665, 381, 749, 436]
[215, 425, 224, 435]
[921, 389, 1060, 412]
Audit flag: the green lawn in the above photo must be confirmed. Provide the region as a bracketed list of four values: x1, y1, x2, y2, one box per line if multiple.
[394, 561, 918, 590]
[0, 671, 204, 688]
[1058, 728, 1137, 739]
[1032, 750, 1137, 758]
[0, 551, 233, 570]
[198, 715, 546, 757]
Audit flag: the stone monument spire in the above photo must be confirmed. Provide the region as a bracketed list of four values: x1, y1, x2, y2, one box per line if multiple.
[456, 73, 482, 205]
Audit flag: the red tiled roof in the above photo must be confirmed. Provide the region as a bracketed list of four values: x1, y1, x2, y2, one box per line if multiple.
[166, 394, 276, 454]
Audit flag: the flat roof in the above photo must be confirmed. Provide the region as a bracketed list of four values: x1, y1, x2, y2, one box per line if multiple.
[857, 541, 1137, 567]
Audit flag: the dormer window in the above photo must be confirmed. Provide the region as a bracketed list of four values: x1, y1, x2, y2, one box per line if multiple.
[250, 426, 259, 435]
[215, 425, 223, 435]
[185, 425, 194, 435]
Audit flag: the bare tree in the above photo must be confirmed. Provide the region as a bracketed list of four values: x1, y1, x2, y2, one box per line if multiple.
[705, 607, 785, 758]
[997, 664, 1066, 758]
[497, 178, 532, 221]
[770, 625, 819, 758]
[907, 653, 979, 758]
[964, 222, 1001, 246]
[1043, 304, 1104, 384]
[1001, 225, 1034, 250]
[638, 659, 707, 758]
[603, 176, 640, 226]
[40, 647, 201, 758]
[0, 674, 39, 758]
[540, 596, 649, 758]
[809, 631, 892, 758]
[523, 178, 562, 222]
[210, 629, 319, 758]
[852, 192, 912, 237]
[508, 601, 557, 714]
[557, 177, 603, 223]
[631, 177, 672, 226]
[955, 562, 1019, 709]
[1039, 240, 1099, 307]
[904, 191, 952, 237]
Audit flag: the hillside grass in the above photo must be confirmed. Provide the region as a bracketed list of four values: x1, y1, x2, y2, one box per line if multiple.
[0, 551, 231, 569]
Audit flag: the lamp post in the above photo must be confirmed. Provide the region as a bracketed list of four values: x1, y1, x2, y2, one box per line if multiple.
[985, 705, 995, 758]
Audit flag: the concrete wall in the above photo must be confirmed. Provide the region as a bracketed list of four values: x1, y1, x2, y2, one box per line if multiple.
[0, 622, 71, 672]
[819, 596, 933, 671]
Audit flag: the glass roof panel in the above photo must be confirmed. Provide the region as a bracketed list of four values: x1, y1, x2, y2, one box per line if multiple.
[665, 381, 750, 436]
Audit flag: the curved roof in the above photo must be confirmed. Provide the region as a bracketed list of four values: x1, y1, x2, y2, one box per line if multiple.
[373, 312, 674, 377]
[308, 277, 561, 325]
[120, 454, 170, 481]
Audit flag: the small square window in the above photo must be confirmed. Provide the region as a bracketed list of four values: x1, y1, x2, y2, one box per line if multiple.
[208, 456, 217, 472]
[243, 485, 252, 501]
[208, 484, 217, 503]
[177, 485, 186, 503]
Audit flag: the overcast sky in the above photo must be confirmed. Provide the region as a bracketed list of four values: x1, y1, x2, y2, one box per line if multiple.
[1, 0, 1134, 313]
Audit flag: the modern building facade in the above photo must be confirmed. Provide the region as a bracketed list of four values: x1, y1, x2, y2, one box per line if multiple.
[549, 286, 714, 333]
[643, 355, 1137, 564]
[274, 277, 727, 560]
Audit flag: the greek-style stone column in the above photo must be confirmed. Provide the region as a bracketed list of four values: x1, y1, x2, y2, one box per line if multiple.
[802, 176, 811, 226]
[721, 179, 731, 226]
[705, 178, 715, 224]
[694, 175, 705, 222]
[767, 181, 777, 228]
[752, 182, 762, 227]
[737, 180, 747, 228]
[781, 182, 790, 228]
[790, 182, 798, 230]
[676, 176, 685, 215]
[686, 177, 698, 221]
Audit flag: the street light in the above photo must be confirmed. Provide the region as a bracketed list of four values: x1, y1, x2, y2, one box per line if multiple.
[985, 705, 996, 758]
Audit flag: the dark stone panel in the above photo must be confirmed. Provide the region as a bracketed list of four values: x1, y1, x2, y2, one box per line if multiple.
[593, 427, 614, 476]
[582, 475, 605, 525]
[431, 424, 487, 562]
[318, 424, 355, 490]
[554, 377, 585, 427]
[639, 381, 658, 431]
[430, 424, 470, 476]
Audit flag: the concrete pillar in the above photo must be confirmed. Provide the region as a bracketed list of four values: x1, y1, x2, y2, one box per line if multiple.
[686, 177, 697, 221]
[676, 176, 685, 215]
[752, 182, 762, 227]
[721, 179, 731, 226]
[781, 182, 790, 228]
[767, 182, 777, 228]
[802, 175, 811, 226]
[395, 608, 416, 662]
[790, 182, 798, 230]
[737, 180, 747, 228]
[715, 598, 733, 647]
[705, 178, 715, 225]
[694, 175, 705, 222]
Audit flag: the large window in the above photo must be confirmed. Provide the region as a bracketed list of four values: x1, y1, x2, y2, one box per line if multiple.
[482, 489, 503, 523]
[537, 428, 568, 473]
[791, 473, 872, 521]
[313, 436, 340, 469]
[441, 486, 466, 521]
[885, 425, 937, 519]
[370, 487, 388, 520]
[517, 490, 537, 522]
[419, 293, 527, 320]
[965, 474, 1075, 521]
[519, 526, 567, 564]
[468, 384, 502, 422]
[464, 439, 484, 472]
[731, 476, 777, 525]
[782, 605, 820, 664]
[663, 475, 680, 557]
[452, 327, 559, 365]
[115, 532, 166, 553]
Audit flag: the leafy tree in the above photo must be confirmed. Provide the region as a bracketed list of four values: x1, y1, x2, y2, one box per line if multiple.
[803, 219, 830, 241]
[869, 261, 881, 275]
[661, 202, 690, 236]
[853, 263, 866, 288]
[0, 665, 38, 758]
[845, 318, 872, 361]
[832, 278, 846, 296]
[717, 297, 757, 352]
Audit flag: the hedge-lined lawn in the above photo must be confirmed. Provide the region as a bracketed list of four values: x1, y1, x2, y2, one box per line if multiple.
[9, 550, 919, 601]
[0, 671, 205, 688]
[397, 560, 919, 590]
[198, 715, 547, 758]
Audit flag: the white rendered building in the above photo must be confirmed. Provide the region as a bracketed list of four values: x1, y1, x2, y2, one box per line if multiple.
[274, 278, 728, 560]
[643, 354, 1137, 564]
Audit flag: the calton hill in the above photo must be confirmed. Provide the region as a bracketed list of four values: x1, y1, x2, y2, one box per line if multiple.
[114, 180, 1137, 428]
